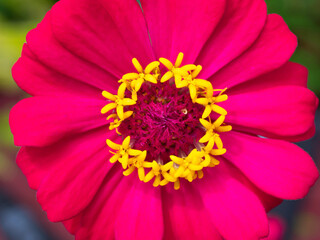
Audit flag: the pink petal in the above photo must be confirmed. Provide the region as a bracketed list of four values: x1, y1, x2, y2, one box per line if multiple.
[227, 62, 308, 96]
[26, 11, 119, 92]
[221, 86, 318, 142]
[63, 218, 80, 235]
[51, 0, 154, 78]
[162, 183, 222, 240]
[263, 216, 285, 240]
[19, 128, 116, 221]
[10, 96, 106, 146]
[196, 161, 269, 240]
[71, 171, 137, 239]
[17, 146, 62, 190]
[197, 0, 267, 78]
[97, 0, 155, 68]
[227, 161, 283, 212]
[210, 14, 297, 89]
[254, 187, 282, 212]
[115, 181, 164, 240]
[221, 131, 319, 199]
[16, 128, 113, 190]
[12, 44, 101, 98]
[141, 0, 226, 63]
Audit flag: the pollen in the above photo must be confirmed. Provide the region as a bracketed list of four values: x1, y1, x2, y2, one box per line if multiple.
[101, 52, 231, 190]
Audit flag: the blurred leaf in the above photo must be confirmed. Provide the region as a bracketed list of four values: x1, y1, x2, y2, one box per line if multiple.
[0, 150, 15, 180]
[291, 49, 320, 96]
[0, 0, 55, 21]
[0, 107, 15, 148]
[0, 21, 38, 95]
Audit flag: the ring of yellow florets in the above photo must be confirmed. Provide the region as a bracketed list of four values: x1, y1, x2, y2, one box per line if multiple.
[101, 52, 231, 190]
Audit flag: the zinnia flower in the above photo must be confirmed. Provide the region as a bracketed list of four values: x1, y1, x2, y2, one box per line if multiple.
[9, 0, 319, 239]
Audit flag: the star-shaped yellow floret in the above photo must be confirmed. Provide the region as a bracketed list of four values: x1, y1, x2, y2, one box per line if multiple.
[107, 111, 133, 131]
[199, 115, 232, 144]
[200, 138, 221, 167]
[119, 58, 159, 93]
[101, 83, 136, 120]
[176, 65, 213, 102]
[195, 89, 228, 118]
[107, 136, 143, 169]
[123, 150, 148, 181]
[159, 52, 196, 86]
[144, 160, 175, 187]
[170, 150, 205, 180]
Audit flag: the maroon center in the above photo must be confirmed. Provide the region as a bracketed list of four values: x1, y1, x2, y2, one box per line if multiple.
[119, 82, 205, 162]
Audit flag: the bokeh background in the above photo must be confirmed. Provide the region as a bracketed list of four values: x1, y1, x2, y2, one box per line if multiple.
[0, 0, 319, 239]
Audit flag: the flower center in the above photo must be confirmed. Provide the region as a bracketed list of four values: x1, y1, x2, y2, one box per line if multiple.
[119, 82, 204, 162]
[101, 53, 231, 190]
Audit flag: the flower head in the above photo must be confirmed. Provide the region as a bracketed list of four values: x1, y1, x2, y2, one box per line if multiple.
[101, 52, 230, 190]
[9, 0, 318, 239]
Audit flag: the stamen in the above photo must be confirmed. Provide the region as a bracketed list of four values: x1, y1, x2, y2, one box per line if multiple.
[132, 58, 143, 73]
[101, 52, 231, 190]
[191, 65, 202, 78]
[159, 53, 195, 86]
[195, 93, 228, 118]
[107, 111, 133, 130]
[199, 116, 232, 144]
[145, 61, 160, 74]
[101, 83, 136, 119]
[175, 52, 184, 67]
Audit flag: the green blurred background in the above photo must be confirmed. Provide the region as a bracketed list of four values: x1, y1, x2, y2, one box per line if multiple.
[0, 0, 319, 239]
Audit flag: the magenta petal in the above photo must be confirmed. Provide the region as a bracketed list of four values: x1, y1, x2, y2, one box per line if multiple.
[210, 14, 297, 89]
[221, 131, 319, 199]
[229, 162, 283, 212]
[254, 187, 282, 212]
[72, 171, 136, 239]
[10, 96, 105, 146]
[17, 146, 62, 190]
[221, 86, 318, 142]
[115, 181, 164, 240]
[63, 218, 80, 236]
[141, 0, 226, 63]
[196, 161, 269, 240]
[227, 62, 308, 95]
[12, 44, 101, 98]
[51, 0, 154, 78]
[26, 129, 116, 221]
[263, 216, 285, 240]
[97, 0, 155, 67]
[197, 0, 267, 78]
[162, 184, 222, 240]
[25, 11, 118, 91]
